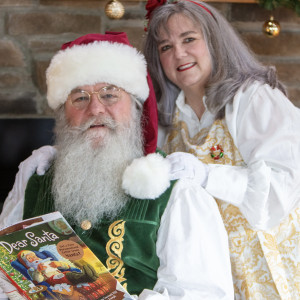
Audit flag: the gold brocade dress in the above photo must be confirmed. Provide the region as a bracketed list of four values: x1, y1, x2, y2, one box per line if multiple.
[163, 110, 300, 300]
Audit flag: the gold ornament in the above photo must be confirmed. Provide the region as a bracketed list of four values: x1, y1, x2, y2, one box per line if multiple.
[105, 0, 125, 20]
[263, 16, 280, 37]
[80, 219, 92, 230]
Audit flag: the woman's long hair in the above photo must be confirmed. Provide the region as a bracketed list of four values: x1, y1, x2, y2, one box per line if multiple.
[144, 0, 286, 126]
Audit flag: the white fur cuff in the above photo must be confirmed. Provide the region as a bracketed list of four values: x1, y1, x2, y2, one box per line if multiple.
[122, 153, 171, 199]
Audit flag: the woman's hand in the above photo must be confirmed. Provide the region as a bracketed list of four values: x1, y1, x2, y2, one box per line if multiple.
[166, 152, 209, 186]
[18, 145, 57, 178]
[0, 145, 57, 228]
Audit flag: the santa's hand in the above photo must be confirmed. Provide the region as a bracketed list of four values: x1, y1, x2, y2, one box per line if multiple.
[37, 263, 47, 272]
[166, 152, 209, 187]
[49, 261, 60, 268]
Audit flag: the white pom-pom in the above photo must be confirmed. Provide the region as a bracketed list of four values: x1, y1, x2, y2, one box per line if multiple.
[122, 153, 171, 199]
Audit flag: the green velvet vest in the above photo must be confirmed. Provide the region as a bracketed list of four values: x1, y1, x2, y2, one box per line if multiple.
[23, 166, 176, 295]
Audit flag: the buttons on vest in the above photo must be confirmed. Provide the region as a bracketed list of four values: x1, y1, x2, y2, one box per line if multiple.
[80, 220, 92, 230]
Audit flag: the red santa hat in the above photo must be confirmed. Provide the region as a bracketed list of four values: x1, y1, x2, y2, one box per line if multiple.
[46, 32, 158, 155]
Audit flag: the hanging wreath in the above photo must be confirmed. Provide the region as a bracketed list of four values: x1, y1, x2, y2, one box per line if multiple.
[258, 0, 300, 16]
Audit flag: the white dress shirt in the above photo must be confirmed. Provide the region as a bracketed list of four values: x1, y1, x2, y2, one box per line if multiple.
[159, 81, 300, 230]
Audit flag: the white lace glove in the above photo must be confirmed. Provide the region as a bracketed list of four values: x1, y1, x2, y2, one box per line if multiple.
[166, 152, 209, 187]
[0, 145, 56, 228]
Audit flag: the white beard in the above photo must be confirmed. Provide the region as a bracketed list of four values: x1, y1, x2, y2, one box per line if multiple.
[52, 107, 143, 227]
[25, 259, 41, 270]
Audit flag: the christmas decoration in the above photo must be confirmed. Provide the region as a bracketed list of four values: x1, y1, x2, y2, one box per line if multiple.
[263, 16, 281, 37]
[105, 0, 125, 19]
[145, 0, 167, 21]
[210, 145, 224, 160]
[258, 0, 300, 16]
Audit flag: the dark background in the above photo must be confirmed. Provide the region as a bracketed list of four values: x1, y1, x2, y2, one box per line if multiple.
[0, 119, 55, 211]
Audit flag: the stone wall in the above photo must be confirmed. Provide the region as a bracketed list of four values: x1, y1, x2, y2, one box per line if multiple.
[0, 0, 300, 117]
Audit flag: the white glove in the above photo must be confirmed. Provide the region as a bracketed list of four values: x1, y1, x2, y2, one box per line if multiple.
[26, 145, 57, 176]
[0, 145, 57, 228]
[16, 145, 56, 193]
[166, 152, 209, 187]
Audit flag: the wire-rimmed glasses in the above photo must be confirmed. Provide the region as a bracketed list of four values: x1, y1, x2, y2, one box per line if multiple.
[69, 85, 123, 110]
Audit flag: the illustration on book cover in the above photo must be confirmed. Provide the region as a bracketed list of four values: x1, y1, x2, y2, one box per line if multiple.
[0, 212, 132, 300]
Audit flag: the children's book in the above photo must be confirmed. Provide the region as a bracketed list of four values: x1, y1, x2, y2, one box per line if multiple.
[0, 212, 134, 300]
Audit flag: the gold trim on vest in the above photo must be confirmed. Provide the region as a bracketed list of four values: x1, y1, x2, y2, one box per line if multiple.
[106, 220, 127, 288]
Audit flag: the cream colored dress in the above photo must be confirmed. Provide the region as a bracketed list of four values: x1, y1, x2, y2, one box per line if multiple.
[160, 81, 300, 300]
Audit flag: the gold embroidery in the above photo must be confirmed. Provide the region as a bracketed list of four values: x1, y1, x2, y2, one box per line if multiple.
[106, 220, 127, 289]
[164, 111, 300, 299]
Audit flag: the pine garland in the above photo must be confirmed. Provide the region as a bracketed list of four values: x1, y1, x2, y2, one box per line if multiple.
[258, 0, 300, 15]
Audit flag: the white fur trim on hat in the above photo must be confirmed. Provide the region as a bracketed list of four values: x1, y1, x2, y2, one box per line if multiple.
[122, 153, 171, 199]
[46, 41, 149, 110]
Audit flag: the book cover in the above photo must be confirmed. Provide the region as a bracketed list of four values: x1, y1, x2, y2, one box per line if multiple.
[0, 212, 134, 300]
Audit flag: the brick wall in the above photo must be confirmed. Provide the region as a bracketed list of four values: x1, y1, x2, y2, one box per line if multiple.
[0, 0, 299, 117]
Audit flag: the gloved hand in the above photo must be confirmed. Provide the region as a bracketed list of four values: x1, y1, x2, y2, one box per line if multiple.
[166, 152, 209, 187]
[20, 145, 57, 177]
[0, 145, 57, 228]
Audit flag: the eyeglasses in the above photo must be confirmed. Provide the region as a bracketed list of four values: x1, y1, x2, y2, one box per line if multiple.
[69, 85, 123, 110]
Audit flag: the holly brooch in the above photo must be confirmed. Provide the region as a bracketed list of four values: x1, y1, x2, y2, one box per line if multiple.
[210, 144, 224, 160]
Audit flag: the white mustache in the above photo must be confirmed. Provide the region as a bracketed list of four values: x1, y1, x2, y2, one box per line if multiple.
[72, 116, 118, 133]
